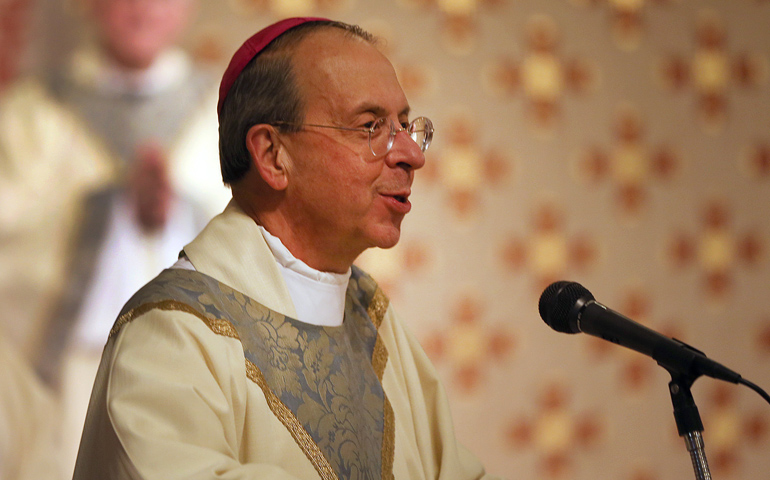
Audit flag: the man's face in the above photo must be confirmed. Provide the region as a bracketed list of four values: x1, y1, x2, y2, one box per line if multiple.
[92, 0, 193, 70]
[280, 30, 426, 269]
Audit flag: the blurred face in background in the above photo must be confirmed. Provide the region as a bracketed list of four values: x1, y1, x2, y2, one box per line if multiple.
[91, 0, 195, 70]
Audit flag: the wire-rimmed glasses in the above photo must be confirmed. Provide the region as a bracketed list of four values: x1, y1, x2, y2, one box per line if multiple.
[272, 116, 434, 157]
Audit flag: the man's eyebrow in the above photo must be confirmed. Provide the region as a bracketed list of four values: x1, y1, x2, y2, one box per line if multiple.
[354, 103, 412, 118]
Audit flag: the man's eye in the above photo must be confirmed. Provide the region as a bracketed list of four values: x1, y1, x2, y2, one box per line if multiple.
[400, 121, 409, 129]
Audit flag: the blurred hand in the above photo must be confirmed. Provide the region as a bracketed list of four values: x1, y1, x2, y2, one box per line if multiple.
[129, 142, 172, 232]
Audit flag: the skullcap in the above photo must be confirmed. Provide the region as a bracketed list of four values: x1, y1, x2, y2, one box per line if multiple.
[217, 17, 329, 117]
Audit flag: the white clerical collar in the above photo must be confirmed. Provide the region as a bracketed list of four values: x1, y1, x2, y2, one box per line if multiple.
[258, 226, 350, 327]
[68, 45, 191, 96]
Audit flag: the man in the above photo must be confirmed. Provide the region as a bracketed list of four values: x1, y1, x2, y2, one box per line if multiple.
[74, 18, 500, 479]
[0, 0, 228, 476]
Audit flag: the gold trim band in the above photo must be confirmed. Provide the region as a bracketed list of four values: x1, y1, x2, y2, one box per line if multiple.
[366, 288, 395, 479]
[245, 360, 338, 480]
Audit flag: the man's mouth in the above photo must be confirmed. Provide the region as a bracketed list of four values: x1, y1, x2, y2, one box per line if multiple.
[381, 191, 412, 213]
[384, 191, 410, 203]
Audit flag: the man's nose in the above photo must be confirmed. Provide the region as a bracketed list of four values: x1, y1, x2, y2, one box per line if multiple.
[385, 130, 426, 171]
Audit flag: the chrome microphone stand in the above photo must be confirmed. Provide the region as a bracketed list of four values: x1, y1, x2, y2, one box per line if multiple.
[668, 373, 712, 480]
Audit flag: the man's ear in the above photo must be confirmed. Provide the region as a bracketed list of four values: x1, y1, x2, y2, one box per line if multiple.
[245, 124, 289, 191]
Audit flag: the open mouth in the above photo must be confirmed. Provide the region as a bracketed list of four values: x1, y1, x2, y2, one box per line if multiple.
[381, 191, 411, 212]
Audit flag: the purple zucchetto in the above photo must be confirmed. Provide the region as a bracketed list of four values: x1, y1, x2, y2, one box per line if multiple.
[217, 17, 329, 117]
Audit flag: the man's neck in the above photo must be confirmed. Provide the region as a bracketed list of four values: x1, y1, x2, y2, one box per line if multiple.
[258, 225, 351, 281]
[256, 218, 354, 274]
[233, 195, 356, 274]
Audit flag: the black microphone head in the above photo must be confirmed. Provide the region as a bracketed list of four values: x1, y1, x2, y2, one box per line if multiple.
[539, 281, 594, 334]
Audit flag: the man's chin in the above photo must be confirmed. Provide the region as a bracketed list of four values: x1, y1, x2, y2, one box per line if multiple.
[371, 228, 401, 251]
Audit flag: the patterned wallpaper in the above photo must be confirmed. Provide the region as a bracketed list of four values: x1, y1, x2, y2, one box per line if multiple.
[4, 0, 770, 479]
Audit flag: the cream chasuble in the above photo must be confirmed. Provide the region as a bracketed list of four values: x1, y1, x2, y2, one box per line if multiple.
[73, 202, 499, 479]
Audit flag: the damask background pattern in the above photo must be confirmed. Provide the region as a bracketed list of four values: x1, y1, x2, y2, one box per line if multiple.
[3, 0, 770, 479]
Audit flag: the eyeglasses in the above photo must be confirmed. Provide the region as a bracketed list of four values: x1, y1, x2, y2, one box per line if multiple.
[272, 116, 434, 157]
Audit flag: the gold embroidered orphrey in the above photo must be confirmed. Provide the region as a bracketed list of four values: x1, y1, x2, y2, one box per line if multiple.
[111, 267, 395, 480]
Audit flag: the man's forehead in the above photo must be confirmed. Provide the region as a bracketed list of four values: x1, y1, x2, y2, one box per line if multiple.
[292, 30, 408, 114]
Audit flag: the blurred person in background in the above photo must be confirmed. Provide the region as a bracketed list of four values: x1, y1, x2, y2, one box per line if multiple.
[0, 0, 229, 476]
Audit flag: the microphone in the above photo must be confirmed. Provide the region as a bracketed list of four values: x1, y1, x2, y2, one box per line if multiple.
[538, 281, 742, 383]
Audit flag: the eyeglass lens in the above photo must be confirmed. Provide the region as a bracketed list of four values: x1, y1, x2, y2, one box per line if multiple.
[368, 117, 434, 156]
[409, 117, 433, 153]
